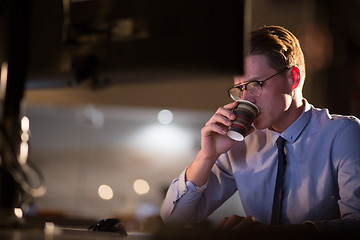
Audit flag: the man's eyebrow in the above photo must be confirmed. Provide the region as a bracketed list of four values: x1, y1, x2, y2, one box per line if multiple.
[234, 78, 260, 87]
[247, 75, 262, 82]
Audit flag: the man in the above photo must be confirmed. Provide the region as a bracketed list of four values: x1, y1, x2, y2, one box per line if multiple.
[160, 26, 360, 234]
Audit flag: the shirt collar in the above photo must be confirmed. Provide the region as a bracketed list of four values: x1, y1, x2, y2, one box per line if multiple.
[267, 99, 312, 145]
[281, 99, 312, 143]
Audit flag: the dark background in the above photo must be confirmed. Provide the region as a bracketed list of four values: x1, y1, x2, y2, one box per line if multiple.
[0, 0, 359, 232]
[23, 0, 360, 117]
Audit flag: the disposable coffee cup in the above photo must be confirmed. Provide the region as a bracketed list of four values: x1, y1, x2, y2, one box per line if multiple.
[227, 100, 259, 141]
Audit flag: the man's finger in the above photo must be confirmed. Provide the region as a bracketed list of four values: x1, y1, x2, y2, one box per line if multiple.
[223, 101, 239, 110]
[231, 216, 255, 230]
[216, 215, 245, 230]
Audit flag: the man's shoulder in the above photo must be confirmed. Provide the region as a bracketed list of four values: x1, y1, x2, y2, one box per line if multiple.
[310, 106, 359, 125]
[309, 106, 360, 134]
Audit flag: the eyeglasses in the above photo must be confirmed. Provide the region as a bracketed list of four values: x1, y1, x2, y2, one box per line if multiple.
[227, 68, 289, 101]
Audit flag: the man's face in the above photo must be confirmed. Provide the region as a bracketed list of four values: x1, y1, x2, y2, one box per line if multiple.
[233, 54, 293, 131]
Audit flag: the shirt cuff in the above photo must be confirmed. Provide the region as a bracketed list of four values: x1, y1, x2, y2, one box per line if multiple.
[178, 169, 188, 196]
[180, 168, 208, 193]
[186, 180, 208, 192]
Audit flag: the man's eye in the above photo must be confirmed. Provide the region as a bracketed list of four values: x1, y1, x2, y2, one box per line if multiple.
[248, 82, 259, 88]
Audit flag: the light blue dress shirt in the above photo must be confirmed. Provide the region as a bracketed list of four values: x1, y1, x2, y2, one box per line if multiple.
[160, 100, 360, 232]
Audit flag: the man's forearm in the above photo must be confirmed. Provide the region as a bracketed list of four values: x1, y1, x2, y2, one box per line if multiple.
[186, 150, 217, 186]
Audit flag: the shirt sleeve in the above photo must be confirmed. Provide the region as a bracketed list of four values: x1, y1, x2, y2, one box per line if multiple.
[160, 168, 208, 225]
[160, 153, 238, 225]
[310, 117, 360, 233]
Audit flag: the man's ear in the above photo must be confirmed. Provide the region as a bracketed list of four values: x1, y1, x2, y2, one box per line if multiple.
[290, 66, 301, 91]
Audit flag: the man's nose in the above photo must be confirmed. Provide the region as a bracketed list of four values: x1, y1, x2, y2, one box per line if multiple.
[241, 90, 256, 103]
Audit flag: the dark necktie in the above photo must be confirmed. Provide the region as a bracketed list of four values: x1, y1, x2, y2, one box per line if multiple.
[271, 136, 286, 225]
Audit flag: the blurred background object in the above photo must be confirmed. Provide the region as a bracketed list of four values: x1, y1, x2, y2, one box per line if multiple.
[1, 0, 359, 234]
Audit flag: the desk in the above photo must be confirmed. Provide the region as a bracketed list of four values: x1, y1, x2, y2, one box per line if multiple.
[0, 215, 153, 240]
[1, 220, 358, 240]
[0, 228, 152, 240]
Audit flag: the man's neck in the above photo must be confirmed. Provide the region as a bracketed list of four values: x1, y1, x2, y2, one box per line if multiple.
[270, 98, 305, 133]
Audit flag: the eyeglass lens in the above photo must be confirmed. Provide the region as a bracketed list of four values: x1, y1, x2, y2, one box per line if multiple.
[229, 82, 262, 101]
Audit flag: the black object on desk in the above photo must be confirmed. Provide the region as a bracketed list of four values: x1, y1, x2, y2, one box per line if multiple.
[89, 218, 127, 237]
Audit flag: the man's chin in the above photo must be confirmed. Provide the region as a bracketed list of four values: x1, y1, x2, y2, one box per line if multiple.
[253, 121, 270, 131]
[253, 120, 262, 130]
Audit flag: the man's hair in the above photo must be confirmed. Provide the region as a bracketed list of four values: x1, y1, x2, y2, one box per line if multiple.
[249, 25, 306, 80]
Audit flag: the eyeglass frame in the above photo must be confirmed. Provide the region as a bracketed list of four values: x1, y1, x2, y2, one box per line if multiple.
[227, 67, 289, 101]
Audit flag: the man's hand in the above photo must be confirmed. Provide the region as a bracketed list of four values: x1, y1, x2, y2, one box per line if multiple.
[216, 215, 319, 236]
[216, 215, 265, 231]
[199, 102, 239, 161]
[186, 102, 254, 186]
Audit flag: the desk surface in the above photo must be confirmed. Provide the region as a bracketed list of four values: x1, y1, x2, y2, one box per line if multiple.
[1, 218, 359, 240]
[0, 228, 152, 240]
